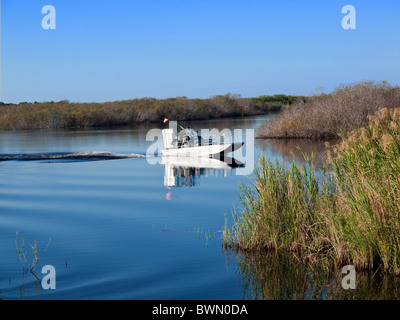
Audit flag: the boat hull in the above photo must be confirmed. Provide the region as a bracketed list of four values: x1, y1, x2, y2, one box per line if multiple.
[162, 156, 233, 169]
[161, 142, 243, 157]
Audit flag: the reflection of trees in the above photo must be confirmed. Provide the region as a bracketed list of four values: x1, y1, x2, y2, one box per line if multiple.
[224, 248, 400, 300]
[255, 139, 337, 170]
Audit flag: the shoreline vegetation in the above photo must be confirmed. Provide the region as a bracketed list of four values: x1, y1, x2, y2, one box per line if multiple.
[224, 106, 400, 274]
[256, 81, 400, 140]
[0, 93, 306, 130]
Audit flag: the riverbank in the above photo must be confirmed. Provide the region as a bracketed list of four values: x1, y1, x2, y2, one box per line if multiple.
[0, 93, 306, 130]
[224, 107, 400, 274]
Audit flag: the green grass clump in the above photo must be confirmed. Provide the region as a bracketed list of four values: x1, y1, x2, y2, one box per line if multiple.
[15, 231, 51, 274]
[225, 107, 400, 274]
[224, 154, 336, 258]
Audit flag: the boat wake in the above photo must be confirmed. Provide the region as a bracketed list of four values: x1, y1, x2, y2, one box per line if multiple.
[0, 151, 145, 162]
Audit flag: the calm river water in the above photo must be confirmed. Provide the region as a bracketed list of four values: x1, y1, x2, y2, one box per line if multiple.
[0, 115, 398, 300]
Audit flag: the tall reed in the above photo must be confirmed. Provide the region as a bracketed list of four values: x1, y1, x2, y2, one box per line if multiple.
[225, 107, 400, 274]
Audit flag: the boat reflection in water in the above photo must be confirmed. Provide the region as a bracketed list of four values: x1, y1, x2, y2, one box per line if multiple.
[162, 156, 244, 188]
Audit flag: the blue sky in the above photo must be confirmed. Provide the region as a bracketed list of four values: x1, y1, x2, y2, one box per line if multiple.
[1, 0, 400, 103]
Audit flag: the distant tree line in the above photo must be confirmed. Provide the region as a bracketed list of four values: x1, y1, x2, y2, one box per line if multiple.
[0, 93, 306, 130]
[250, 94, 308, 111]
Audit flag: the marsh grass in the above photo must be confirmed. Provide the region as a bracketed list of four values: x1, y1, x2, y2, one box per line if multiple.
[15, 231, 27, 273]
[257, 81, 400, 140]
[224, 107, 400, 274]
[29, 238, 51, 272]
[15, 231, 51, 274]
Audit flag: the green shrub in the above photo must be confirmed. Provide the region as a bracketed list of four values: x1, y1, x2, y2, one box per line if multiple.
[257, 81, 400, 140]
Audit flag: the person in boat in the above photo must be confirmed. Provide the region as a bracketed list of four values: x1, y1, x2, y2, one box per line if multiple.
[185, 126, 197, 137]
[183, 126, 197, 146]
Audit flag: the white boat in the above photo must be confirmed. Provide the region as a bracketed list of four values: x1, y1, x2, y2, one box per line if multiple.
[161, 121, 243, 157]
[161, 155, 243, 169]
